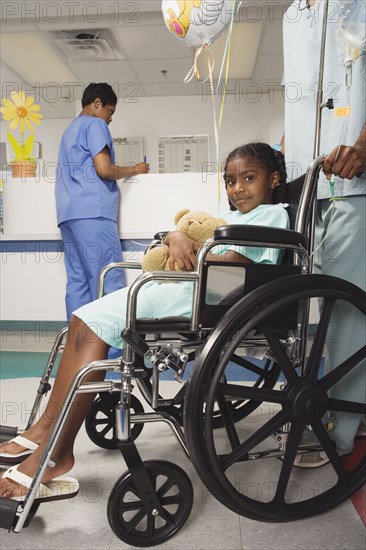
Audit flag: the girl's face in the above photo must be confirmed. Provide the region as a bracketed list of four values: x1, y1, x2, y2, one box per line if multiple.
[224, 156, 279, 214]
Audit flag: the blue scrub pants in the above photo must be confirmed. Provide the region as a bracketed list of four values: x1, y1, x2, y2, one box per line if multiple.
[59, 217, 126, 322]
[315, 196, 366, 455]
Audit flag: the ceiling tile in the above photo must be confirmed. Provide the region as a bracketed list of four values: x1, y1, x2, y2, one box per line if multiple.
[68, 60, 139, 87]
[133, 58, 194, 84]
[142, 81, 200, 96]
[115, 26, 194, 60]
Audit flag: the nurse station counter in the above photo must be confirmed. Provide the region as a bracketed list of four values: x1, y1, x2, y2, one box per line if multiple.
[1, 173, 224, 322]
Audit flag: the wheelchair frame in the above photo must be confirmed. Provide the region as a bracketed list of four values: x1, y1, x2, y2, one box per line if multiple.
[1, 156, 365, 546]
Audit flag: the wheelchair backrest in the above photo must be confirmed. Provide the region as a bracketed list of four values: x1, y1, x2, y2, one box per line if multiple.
[284, 174, 305, 231]
[197, 174, 307, 330]
[199, 261, 301, 329]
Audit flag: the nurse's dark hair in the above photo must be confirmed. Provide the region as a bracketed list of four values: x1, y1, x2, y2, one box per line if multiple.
[81, 83, 118, 107]
[224, 142, 287, 211]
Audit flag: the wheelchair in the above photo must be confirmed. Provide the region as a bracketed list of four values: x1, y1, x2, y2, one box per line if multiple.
[1, 156, 365, 546]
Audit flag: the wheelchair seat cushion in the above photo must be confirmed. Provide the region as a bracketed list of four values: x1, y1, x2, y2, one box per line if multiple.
[136, 317, 192, 334]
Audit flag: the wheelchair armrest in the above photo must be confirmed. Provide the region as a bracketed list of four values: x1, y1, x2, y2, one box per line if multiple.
[98, 261, 142, 298]
[153, 231, 169, 241]
[214, 225, 306, 246]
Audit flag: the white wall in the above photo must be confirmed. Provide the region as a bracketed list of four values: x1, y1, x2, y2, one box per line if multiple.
[1, 91, 285, 172]
[88, 92, 285, 172]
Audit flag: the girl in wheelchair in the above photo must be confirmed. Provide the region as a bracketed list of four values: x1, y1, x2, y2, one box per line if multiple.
[0, 142, 290, 501]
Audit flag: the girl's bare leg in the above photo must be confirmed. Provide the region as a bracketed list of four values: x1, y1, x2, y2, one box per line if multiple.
[0, 316, 110, 498]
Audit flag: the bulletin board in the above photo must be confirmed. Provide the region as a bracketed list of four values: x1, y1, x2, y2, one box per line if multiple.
[158, 134, 210, 174]
[113, 136, 144, 167]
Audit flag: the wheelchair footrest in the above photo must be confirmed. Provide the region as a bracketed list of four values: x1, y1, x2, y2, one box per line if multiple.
[0, 498, 21, 530]
[0, 425, 18, 443]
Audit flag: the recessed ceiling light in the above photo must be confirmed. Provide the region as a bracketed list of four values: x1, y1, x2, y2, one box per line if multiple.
[1, 32, 78, 87]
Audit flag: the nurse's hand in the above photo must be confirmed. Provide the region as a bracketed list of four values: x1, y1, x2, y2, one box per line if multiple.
[135, 162, 150, 174]
[323, 144, 366, 180]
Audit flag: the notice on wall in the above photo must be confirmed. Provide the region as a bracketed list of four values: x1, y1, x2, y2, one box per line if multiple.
[113, 137, 144, 167]
[158, 134, 210, 174]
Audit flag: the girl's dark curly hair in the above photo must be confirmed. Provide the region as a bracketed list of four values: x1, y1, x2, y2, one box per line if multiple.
[224, 142, 287, 211]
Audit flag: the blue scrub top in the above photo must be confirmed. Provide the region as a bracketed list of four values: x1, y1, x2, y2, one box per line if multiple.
[55, 115, 119, 225]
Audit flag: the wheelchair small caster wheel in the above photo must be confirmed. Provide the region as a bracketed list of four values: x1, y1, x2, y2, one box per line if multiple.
[85, 393, 144, 449]
[107, 460, 193, 546]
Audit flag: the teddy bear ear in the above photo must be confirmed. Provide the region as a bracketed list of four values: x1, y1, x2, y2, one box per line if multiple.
[174, 208, 190, 225]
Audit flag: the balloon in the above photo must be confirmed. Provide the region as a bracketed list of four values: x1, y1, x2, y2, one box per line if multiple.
[162, 0, 238, 48]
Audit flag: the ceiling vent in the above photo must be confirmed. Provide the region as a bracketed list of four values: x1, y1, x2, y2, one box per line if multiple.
[54, 30, 124, 61]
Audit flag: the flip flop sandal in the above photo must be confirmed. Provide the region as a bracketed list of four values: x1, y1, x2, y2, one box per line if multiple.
[0, 435, 39, 464]
[2, 465, 80, 503]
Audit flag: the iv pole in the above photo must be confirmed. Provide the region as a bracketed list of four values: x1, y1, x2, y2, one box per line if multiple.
[313, 0, 331, 159]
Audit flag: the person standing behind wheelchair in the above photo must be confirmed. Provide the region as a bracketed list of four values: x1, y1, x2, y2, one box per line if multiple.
[281, 0, 366, 467]
[55, 82, 150, 322]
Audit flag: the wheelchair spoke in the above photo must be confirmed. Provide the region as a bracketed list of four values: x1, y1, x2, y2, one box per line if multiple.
[322, 346, 366, 391]
[230, 354, 272, 378]
[216, 382, 288, 405]
[262, 325, 300, 386]
[311, 422, 346, 478]
[220, 409, 290, 471]
[273, 421, 304, 507]
[328, 397, 366, 415]
[146, 514, 156, 538]
[156, 474, 179, 499]
[216, 394, 241, 450]
[117, 499, 145, 512]
[93, 417, 111, 426]
[306, 298, 335, 381]
[99, 425, 113, 439]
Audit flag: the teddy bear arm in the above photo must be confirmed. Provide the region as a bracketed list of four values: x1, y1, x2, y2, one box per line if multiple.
[141, 246, 169, 272]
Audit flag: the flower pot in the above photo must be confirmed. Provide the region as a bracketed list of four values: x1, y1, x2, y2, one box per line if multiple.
[11, 160, 37, 179]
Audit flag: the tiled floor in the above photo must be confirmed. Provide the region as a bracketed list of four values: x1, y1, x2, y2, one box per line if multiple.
[0, 376, 365, 550]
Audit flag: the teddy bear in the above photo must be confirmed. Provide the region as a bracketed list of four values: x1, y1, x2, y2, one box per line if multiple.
[141, 208, 227, 272]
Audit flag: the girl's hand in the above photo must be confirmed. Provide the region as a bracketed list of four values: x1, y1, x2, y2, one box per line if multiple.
[164, 231, 200, 271]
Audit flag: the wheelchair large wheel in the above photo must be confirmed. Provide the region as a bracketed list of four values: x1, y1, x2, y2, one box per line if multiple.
[107, 460, 193, 547]
[184, 274, 366, 522]
[85, 393, 144, 449]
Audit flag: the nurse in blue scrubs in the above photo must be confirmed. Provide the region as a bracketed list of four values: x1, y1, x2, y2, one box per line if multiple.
[55, 82, 150, 321]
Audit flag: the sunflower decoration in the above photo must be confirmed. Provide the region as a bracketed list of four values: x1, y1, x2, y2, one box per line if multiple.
[0, 91, 42, 164]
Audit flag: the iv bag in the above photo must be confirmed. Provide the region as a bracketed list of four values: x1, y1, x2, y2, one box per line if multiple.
[336, 0, 366, 61]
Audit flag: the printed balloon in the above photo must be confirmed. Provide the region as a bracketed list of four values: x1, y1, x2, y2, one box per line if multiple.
[162, 0, 238, 48]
